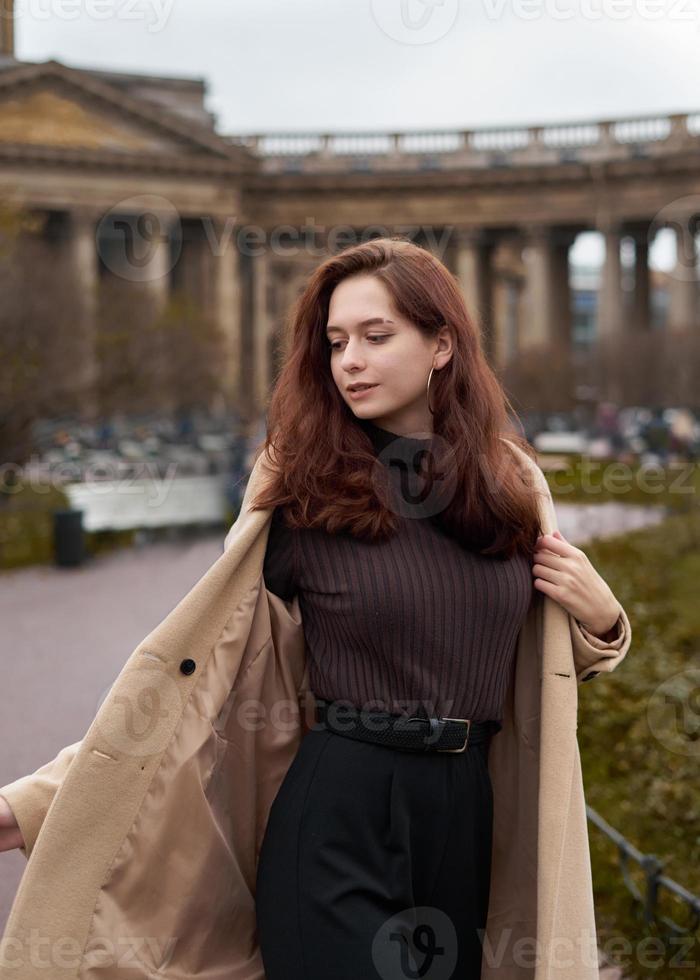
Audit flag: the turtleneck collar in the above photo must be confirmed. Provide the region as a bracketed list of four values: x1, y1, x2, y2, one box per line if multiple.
[355, 416, 433, 456]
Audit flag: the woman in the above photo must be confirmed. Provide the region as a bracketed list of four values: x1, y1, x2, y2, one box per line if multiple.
[0, 237, 629, 980]
[233, 236, 624, 979]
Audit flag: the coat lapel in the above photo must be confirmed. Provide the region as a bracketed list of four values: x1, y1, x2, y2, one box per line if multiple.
[1, 452, 287, 979]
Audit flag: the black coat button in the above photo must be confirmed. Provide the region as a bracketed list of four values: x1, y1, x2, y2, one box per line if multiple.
[180, 658, 196, 675]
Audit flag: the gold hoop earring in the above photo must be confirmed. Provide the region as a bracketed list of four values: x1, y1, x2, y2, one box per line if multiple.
[427, 365, 436, 415]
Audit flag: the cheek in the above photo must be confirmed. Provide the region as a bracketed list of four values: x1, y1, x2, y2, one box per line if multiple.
[379, 350, 428, 393]
[328, 345, 428, 394]
[329, 355, 344, 387]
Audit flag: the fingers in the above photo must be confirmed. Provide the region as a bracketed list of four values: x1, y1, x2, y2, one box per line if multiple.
[0, 827, 24, 852]
[532, 551, 568, 571]
[536, 533, 580, 560]
[532, 563, 563, 583]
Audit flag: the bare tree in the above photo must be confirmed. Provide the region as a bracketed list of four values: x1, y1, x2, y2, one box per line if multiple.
[96, 282, 227, 416]
[0, 195, 232, 464]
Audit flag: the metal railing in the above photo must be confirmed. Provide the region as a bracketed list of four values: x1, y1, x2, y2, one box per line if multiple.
[587, 805, 700, 938]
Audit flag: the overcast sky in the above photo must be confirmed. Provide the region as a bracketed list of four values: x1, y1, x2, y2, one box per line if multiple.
[16, 0, 697, 269]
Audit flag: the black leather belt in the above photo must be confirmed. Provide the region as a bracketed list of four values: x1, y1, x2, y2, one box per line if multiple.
[313, 698, 501, 753]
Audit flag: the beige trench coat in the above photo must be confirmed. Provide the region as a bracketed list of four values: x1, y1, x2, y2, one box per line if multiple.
[0, 440, 632, 980]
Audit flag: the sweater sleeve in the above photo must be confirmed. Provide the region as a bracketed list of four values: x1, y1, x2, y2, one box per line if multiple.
[263, 506, 298, 601]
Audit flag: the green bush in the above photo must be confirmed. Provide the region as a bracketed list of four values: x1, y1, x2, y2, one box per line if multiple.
[0, 484, 70, 570]
[577, 511, 700, 978]
[543, 455, 699, 514]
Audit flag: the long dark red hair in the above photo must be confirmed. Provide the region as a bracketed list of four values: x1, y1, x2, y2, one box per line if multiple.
[249, 236, 543, 560]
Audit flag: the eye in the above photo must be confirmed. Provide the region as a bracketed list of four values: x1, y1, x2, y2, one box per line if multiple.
[328, 335, 389, 350]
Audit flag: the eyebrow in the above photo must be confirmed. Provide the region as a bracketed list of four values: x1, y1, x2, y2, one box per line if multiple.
[325, 317, 394, 335]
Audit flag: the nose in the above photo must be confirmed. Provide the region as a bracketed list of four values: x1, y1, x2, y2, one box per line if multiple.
[339, 338, 366, 372]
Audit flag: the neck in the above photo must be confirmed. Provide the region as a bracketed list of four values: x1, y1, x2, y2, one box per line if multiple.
[368, 407, 434, 439]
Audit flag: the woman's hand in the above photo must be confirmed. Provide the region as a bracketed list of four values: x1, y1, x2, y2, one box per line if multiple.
[532, 530, 621, 637]
[0, 794, 24, 852]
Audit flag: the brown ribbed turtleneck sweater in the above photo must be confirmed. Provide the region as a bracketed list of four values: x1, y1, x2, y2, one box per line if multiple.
[262, 418, 534, 723]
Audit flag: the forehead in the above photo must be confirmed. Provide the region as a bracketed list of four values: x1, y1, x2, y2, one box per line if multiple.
[326, 275, 398, 328]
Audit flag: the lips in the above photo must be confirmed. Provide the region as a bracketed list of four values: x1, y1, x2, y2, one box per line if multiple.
[348, 383, 378, 392]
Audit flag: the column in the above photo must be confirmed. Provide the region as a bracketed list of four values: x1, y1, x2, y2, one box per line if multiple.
[142, 212, 174, 317]
[173, 220, 212, 309]
[490, 237, 526, 370]
[208, 217, 242, 411]
[67, 206, 100, 418]
[668, 215, 698, 332]
[630, 228, 651, 332]
[597, 219, 625, 340]
[455, 228, 495, 360]
[140, 212, 179, 415]
[103, 208, 176, 317]
[252, 246, 272, 416]
[491, 274, 520, 371]
[270, 264, 299, 376]
[0, 0, 14, 58]
[520, 224, 569, 353]
[551, 229, 576, 352]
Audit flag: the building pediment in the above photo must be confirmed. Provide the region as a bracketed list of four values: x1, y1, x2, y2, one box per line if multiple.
[0, 59, 251, 168]
[0, 86, 182, 152]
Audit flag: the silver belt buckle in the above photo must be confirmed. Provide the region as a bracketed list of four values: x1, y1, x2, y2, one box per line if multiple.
[436, 717, 471, 752]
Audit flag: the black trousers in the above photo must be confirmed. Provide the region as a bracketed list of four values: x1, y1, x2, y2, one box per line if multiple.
[255, 722, 494, 980]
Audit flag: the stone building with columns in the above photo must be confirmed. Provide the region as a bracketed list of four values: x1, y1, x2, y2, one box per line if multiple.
[0, 3, 698, 423]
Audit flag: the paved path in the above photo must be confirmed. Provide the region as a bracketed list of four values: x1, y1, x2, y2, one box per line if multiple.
[0, 533, 225, 926]
[1, 504, 664, 959]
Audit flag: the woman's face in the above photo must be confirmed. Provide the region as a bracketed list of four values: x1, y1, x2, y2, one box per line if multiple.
[326, 273, 452, 437]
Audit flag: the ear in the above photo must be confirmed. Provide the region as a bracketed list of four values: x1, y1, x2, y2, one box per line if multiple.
[436, 323, 454, 363]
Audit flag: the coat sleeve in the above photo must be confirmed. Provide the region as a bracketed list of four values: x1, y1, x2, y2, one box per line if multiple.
[570, 602, 632, 683]
[0, 739, 82, 860]
[525, 448, 633, 684]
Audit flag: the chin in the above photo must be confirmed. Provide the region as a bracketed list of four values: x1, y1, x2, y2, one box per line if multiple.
[352, 404, 382, 419]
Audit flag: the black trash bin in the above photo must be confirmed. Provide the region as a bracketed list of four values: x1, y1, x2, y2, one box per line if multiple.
[53, 509, 86, 567]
